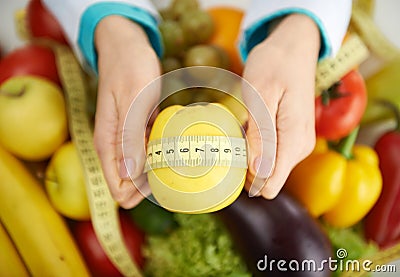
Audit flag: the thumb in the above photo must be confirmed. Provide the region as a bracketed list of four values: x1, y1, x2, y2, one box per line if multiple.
[242, 84, 277, 197]
[120, 88, 159, 183]
[245, 115, 277, 197]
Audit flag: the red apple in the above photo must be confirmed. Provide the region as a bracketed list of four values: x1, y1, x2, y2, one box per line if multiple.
[71, 211, 146, 277]
[26, 0, 68, 45]
[0, 44, 60, 86]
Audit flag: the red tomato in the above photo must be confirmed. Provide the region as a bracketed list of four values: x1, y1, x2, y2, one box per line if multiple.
[0, 44, 60, 86]
[26, 0, 68, 45]
[315, 70, 367, 140]
[71, 211, 146, 277]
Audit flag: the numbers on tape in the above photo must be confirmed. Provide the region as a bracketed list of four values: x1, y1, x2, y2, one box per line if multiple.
[145, 136, 247, 172]
[54, 45, 142, 277]
[315, 34, 369, 95]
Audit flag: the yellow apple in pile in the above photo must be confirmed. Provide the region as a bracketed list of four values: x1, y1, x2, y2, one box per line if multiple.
[0, 76, 68, 161]
[45, 142, 91, 220]
[147, 103, 247, 214]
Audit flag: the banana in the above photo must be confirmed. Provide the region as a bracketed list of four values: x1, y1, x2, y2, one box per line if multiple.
[0, 145, 90, 277]
[0, 220, 30, 277]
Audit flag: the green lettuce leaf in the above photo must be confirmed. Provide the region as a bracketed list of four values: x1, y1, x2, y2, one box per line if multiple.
[143, 213, 250, 277]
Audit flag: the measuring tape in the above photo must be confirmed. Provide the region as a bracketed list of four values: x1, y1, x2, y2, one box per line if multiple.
[145, 135, 247, 172]
[315, 33, 369, 95]
[351, 4, 400, 62]
[353, 0, 375, 16]
[54, 45, 142, 277]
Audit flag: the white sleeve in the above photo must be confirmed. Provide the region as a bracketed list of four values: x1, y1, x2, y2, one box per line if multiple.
[42, 0, 159, 46]
[239, 0, 352, 60]
[42, 0, 162, 71]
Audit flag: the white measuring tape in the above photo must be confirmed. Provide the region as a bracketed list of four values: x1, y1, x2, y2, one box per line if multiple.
[54, 45, 142, 277]
[351, 4, 400, 62]
[145, 135, 247, 172]
[315, 33, 369, 95]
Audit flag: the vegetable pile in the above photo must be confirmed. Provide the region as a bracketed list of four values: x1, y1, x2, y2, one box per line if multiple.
[143, 212, 250, 277]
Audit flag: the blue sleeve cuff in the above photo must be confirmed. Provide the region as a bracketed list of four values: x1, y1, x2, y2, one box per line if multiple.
[78, 2, 163, 73]
[239, 8, 331, 63]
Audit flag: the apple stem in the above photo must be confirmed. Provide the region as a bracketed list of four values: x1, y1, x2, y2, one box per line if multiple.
[0, 86, 26, 97]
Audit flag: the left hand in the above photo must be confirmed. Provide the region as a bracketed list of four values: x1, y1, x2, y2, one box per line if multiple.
[242, 14, 321, 199]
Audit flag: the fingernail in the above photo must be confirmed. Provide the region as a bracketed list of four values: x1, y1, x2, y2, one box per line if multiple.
[119, 158, 134, 180]
[252, 156, 272, 179]
[248, 185, 260, 197]
[248, 177, 266, 197]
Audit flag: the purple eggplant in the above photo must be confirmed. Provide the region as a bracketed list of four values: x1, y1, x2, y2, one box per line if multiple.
[217, 191, 333, 277]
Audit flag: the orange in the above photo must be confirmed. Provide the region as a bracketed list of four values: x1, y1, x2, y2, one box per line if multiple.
[207, 7, 244, 75]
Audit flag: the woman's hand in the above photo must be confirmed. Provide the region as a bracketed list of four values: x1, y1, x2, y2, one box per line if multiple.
[94, 15, 160, 208]
[243, 14, 320, 199]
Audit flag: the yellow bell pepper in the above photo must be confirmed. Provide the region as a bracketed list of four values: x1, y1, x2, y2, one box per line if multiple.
[285, 129, 382, 228]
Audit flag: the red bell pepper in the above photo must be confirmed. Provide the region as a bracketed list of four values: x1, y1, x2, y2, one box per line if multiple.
[364, 101, 400, 248]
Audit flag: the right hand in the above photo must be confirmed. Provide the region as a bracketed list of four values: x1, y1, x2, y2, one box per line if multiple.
[94, 16, 161, 208]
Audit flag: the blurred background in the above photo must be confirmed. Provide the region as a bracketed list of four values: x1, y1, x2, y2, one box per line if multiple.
[0, 0, 399, 276]
[1, 0, 399, 56]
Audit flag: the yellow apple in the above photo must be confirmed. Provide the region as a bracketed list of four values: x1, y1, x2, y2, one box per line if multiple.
[45, 142, 91, 220]
[147, 103, 247, 214]
[0, 76, 68, 161]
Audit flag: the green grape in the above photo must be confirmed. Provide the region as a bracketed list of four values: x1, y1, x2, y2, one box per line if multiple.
[184, 45, 228, 82]
[184, 44, 222, 68]
[161, 57, 183, 74]
[210, 45, 231, 70]
[159, 8, 174, 20]
[179, 10, 214, 45]
[159, 20, 185, 57]
[169, 0, 199, 20]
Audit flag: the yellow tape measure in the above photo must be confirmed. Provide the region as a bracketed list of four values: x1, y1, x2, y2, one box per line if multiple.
[351, 4, 400, 61]
[54, 45, 142, 277]
[145, 135, 247, 172]
[353, 0, 375, 16]
[315, 33, 369, 95]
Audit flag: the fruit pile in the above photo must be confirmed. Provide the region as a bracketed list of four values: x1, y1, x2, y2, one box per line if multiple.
[158, 0, 243, 75]
[156, 0, 247, 113]
[0, 0, 400, 276]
